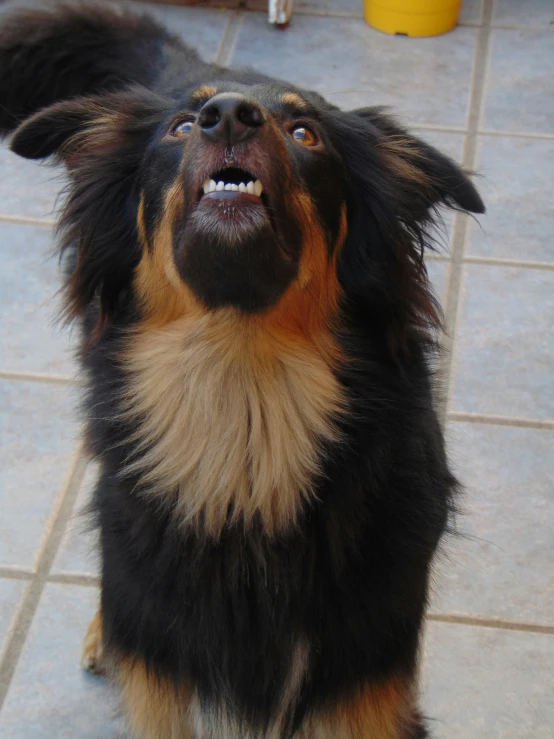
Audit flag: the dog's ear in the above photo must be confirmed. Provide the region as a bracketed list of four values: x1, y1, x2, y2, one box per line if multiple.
[354, 107, 484, 215]
[10, 99, 98, 161]
[10, 89, 169, 332]
[329, 107, 484, 351]
[10, 87, 168, 164]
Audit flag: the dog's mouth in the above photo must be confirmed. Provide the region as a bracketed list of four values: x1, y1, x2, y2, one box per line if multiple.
[176, 157, 299, 312]
[198, 167, 266, 206]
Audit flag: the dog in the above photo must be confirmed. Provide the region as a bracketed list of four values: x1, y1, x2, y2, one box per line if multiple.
[0, 4, 484, 738]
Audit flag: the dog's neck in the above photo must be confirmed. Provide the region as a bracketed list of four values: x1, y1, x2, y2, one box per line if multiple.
[122, 309, 345, 536]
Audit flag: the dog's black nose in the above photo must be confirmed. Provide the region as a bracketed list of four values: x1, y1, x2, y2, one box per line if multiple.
[198, 94, 265, 145]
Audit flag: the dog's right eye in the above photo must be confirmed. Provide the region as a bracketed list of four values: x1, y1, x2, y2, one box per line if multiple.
[170, 119, 195, 138]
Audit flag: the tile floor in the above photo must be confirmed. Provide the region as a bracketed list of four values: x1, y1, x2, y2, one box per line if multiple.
[0, 0, 552, 736]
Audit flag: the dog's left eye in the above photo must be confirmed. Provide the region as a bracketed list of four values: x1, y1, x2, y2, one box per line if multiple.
[171, 119, 195, 137]
[290, 126, 318, 147]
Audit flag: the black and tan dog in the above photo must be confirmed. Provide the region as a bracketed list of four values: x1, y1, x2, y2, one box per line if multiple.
[0, 4, 483, 737]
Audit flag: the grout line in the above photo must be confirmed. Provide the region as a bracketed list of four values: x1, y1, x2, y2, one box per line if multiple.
[488, 23, 554, 32]
[425, 254, 450, 262]
[478, 128, 554, 140]
[292, 8, 364, 19]
[0, 568, 34, 582]
[47, 573, 100, 587]
[427, 612, 554, 635]
[0, 580, 33, 669]
[0, 370, 77, 385]
[408, 123, 468, 133]
[0, 213, 55, 228]
[438, 0, 493, 426]
[448, 411, 554, 431]
[214, 9, 244, 66]
[463, 256, 554, 270]
[476, 13, 495, 133]
[0, 448, 88, 711]
[294, 9, 482, 27]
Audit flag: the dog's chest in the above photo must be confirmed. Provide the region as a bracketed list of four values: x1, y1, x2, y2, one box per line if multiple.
[123, 314, 344, 535]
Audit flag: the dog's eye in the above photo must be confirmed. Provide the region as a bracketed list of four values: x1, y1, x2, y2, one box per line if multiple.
[171, 119, 195, 138]
[290, 126, 318, 147]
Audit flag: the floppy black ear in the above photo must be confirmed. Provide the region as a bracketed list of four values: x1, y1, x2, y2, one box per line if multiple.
[354, 107, 484, 215]
[9, 89, 169, 332]
[10, 99, 95, 161]
[10, 86, 171, 164]
[327, 106, 485, 351]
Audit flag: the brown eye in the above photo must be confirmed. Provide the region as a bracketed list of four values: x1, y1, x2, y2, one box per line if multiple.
[171, 119, 195, 137]
[291, 126, 318, 147]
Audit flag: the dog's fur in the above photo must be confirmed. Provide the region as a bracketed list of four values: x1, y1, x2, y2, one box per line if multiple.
[0, 5, 484, 738]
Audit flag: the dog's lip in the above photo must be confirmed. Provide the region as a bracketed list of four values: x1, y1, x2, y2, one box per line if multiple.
[202, 190, 263, 205]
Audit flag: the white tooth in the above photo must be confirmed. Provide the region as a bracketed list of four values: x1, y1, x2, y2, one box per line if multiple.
[253, 180, 263, 197]
[209, 179, 217, 193]
[232, 184, 239, 191]
[246, 181, 255, 195]
[238, 183, 247, 193]
[203, 179, 210, 194]
[224, 183, 233, 191]
[216, 181, 224, 191]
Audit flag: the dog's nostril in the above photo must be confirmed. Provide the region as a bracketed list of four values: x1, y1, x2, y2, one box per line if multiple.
[237, 104, 264, 128]
[198, 104, 221, 129]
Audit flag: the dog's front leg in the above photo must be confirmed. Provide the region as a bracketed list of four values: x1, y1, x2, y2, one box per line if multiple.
[297, 677, 427, 739]
[117, 658, 195, 739]
[81, 611, 195, 739]
[81, 610, 106, 675]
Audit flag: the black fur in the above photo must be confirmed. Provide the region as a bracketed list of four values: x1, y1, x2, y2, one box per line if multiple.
[0, 4, 484, 737]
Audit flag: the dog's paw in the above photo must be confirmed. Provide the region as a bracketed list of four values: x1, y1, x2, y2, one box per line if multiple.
[81, 611, 106, 676]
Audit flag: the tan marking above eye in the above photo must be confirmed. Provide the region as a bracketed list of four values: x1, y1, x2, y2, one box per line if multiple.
[291, 126, 318, 147]
[282, 92, 307, 110]
[191, 85, 218, 103]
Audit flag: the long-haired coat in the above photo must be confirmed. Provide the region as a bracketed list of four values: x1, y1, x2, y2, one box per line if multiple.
[0, 5, 484, 738]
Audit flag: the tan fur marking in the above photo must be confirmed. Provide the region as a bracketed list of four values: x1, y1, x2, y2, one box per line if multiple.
[300, 677, 415, 739]
[282, 92, 308, 110]
[123, 309, 345, 535]
[135, 189, 204, 327]
[378, 136, 431, 187]
[379, 136, 432, 187]
[63, 109, 127, 160]
[191, 85, 218, 103]
[118, 658, 194, 739]
[80, 610, 106, 675]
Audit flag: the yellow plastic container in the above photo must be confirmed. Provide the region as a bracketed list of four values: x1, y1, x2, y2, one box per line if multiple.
[364, 0, 462, 37]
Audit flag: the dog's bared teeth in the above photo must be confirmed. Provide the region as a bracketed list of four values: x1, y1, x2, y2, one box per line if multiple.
[207, 178, 263, 196]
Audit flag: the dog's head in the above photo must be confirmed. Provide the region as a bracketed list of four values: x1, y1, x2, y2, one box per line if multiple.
[10, 77, 483, 344]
